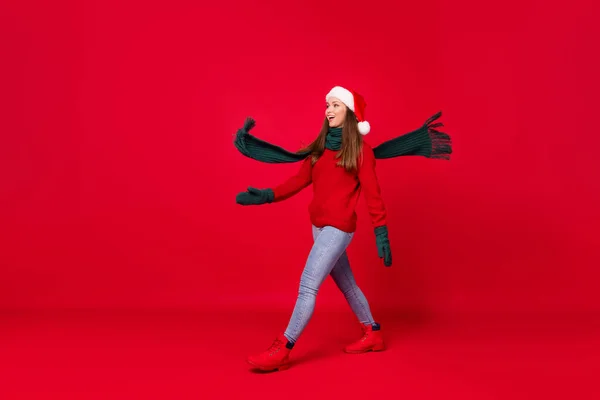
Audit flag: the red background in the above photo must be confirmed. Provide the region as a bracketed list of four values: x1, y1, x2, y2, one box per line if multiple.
[1, 1, 599, 397]
[2, 0, 598, 315]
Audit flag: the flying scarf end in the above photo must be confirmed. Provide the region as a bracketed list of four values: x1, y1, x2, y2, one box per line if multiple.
[243, 116, 256, 131]
[232, 117, 310, 164]
[429, 128, 453, 160]
[426, 112, 452, 160]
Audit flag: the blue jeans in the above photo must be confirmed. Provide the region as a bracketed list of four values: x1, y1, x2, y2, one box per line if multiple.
[284, 225, 376, 343]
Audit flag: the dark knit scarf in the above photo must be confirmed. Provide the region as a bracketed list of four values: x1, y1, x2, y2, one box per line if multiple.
[325, 127, 343, 150]
[233, 112, 451, 163]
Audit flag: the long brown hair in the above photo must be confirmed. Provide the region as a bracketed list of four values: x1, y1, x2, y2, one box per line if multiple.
[297, 108, 363, 172]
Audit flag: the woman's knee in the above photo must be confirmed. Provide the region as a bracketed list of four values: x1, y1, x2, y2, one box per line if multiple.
[299, 282, 318, 297]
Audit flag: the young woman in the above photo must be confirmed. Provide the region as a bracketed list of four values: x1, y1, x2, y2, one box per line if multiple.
[234, 86, 451, 372]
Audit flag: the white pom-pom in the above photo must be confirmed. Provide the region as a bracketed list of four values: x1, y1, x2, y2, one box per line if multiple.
[357, 121, 370, 135]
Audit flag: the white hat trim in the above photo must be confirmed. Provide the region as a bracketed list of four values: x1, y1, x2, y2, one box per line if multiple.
[326, 86, 354, 112]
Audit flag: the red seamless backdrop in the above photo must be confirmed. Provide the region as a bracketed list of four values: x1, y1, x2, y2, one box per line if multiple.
[1, 0, 599, 318]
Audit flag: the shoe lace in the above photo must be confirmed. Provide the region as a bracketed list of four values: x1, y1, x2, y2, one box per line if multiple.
[360, 326, 371, 342]
[268, 338, 284, 355]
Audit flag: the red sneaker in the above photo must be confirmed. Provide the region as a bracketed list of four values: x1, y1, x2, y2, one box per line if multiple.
[344, 323, 385, 354]
[247, 333, 294, 371]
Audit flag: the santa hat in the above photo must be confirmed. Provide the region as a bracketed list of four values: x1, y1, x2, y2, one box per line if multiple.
[325, 86, 370, 135]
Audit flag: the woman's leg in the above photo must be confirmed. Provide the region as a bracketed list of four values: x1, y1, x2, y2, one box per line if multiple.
[329, 251, 376, 326]
[328, 239, 385, 353]
[283, 225, 353, 343]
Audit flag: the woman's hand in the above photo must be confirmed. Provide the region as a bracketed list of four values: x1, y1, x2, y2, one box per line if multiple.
[374, 226, 392, 267]
[236, 186, 274, 206]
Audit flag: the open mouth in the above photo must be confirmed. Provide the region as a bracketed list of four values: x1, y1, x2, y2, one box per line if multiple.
[327, 116, 335, 121]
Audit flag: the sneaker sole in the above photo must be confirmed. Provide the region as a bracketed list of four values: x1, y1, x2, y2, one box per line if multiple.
[247, 359, 290, 371]
[344, 345, 386, 354]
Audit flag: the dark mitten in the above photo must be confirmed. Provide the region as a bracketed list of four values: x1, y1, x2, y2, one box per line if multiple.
[236, 186, 274, 206]
[374, 225, 392, 267]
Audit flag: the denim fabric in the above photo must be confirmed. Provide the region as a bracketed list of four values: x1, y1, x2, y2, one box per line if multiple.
[284, 225, 375, 343]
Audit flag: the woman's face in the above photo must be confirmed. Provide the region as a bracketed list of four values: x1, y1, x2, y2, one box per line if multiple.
[325, 97, 347, 128]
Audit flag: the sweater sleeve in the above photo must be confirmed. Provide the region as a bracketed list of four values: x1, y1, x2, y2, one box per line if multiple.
[272, 157, 313, 202]
[358, 143, 388, 227]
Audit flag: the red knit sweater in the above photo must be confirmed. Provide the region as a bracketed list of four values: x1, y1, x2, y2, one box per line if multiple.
[272, 142, 387, 233]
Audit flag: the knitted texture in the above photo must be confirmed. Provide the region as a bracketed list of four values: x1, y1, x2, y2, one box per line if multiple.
[270, 142, 387, 233]
[233, 112, 451, 164]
